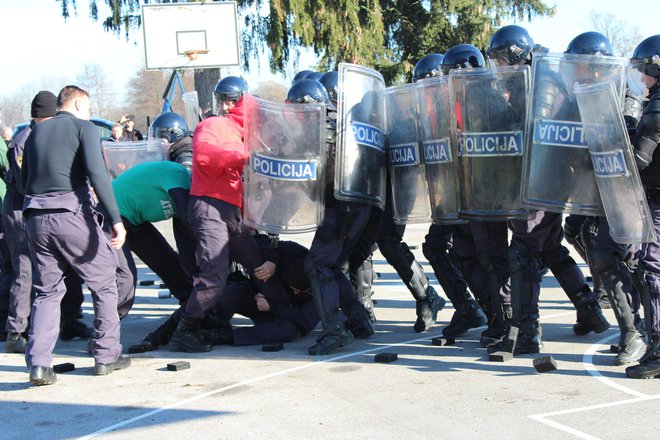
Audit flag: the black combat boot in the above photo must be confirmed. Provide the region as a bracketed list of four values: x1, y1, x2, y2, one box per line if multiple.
[480, 305, 512, 348]
[142, 314, 179, 351]
[442, 299, 488, 339]
[513, 317, 543, 355]
[346, 305, 375, 339]
[308, 320, 354, 355]
[626, 334, 660, 379]
[615, 332, 646, 366]
[571, 289, 610, 335]
[170, 315, 213, 353]
[414, 286, 446, 333]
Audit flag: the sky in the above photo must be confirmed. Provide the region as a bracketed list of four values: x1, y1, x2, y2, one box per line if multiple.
[0, 0, 657, 113]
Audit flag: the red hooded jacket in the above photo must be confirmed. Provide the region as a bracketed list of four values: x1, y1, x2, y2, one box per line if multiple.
[190, 96, 254, 207]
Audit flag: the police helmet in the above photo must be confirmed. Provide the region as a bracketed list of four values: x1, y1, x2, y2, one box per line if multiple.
[319, 71, 338, 102]
[151, 112, 189, 144]
[286, 79, 330, 104]
[630, 35, 660, 79]
[306, 72, 324, 82]
[292, 70, 314, 84]
[213, 76, 248, 102]
[440, 44, 486, 75]
[565, 32, 613, 56]
[412, 53, 444, 82]
[487, 25, 535, 65]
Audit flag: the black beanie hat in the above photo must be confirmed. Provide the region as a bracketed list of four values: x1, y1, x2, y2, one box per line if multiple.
[31, 91, 58, 118]
[282, 259, 311, 291]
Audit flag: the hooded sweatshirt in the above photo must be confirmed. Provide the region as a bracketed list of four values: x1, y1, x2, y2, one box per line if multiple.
[190, 95, 254, 207]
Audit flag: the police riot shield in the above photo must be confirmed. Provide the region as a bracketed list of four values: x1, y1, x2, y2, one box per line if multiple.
[243, 96, 325, 234]
[385, 83, 431, 224]
[449, 65, 530, 221]
[335, 63, 387, 209]
[102, 139, 168, 179]
[416, 76, 464, 224]
[521, 52, 627, 215]
[574, 81, 656, 244]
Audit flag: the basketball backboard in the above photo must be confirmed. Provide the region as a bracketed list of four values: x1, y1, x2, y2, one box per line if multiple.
[142, 2, 240, 70]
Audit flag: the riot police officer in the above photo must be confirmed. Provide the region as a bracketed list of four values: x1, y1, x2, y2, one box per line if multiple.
[151, 112, 193, 170]
[440, 44, 511, 346]
[625, 34, 660, 379]
[288, 79, 377, 355]
[488, 27, 610, 357]
[214, 76, 248, 116]
[413, 51, 490, 339]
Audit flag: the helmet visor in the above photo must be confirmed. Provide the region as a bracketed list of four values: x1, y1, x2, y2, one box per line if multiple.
[627, 65, 648, 98]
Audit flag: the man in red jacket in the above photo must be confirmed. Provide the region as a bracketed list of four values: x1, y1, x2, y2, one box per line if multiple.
[170, 92, 253, 352]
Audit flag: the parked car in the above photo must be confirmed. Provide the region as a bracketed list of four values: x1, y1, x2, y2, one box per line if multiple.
[11, 117, 114, 140]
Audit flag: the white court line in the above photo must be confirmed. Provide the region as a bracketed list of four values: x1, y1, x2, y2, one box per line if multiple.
[582, 332, 649, 398]
[75, 332, 443, 440]
[528, 329, 656, 439]
[529, 394, 660, 440]
[76, 304, 599, 438]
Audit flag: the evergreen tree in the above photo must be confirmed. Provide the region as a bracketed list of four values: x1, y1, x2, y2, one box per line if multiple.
[60, 0, 554, 84]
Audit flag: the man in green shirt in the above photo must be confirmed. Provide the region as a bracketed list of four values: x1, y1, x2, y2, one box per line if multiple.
[111, 161, 195, 318]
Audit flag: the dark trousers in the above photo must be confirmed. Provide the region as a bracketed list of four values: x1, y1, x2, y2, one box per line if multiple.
[24, 205, 121, 367]
[123, 217, 194, 304]
[184, 196, 242, 320]
[309, 203, 376, 323]
[3, 187, 84, 334]
[638, 201, 660, 332]
[216, 281, 302, 346]
[451, 221, 510, 315]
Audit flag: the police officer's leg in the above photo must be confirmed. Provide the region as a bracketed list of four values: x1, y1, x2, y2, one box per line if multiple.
[550, 218, 611, 336]
[24, 214, 69, 371]
[377, 207, 444, 332]
[346, 212, 380, 324]
[172, 197, 240, 353]
[471, 221, 512, 346]
[0, 218, 12, 342]
[125, 220, 193, 304]
[443, 223, 488, 338]
[306, 204, 373, 355]
[627, 202, 660, 379]
[59, 270, 92, 340]
[346, 253, 376, 323]
[4, 193, 32, 352]
[337, 266, 375, 338]
[494, 228, 542, 355]
[233, 318, 299, 346]
[564, 214, 588, 263]
[581, 216, 610, 308]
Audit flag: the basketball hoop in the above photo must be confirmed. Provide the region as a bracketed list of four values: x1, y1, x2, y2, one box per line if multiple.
[183, 49, 210, 61]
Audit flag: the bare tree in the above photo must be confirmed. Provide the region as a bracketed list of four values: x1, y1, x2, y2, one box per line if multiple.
[123, 68, 195, 133]
[76, 64, 116, 118]
[589, 11, 643, 58]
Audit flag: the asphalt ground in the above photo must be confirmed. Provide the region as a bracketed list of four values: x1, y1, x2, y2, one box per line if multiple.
[1, 223, 659, 440]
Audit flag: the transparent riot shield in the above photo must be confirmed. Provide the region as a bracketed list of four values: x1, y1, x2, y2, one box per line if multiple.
[102, 139, 168, 179]
[243, 97, 325, 234]
[521, 52, 627, 215]
[182, 91, 201, 132]
[574, 81, 656, 244]
[449, 65, 530, 221]
[385, 83, 431, 224]
[335, 63, 387, 209]
[416, 76, 464, 224]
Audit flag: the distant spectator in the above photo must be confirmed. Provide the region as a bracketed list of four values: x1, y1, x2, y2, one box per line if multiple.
[1, 127, 12, 143]
[119, 114, 143, 141]
[108, 123, 127, 142]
